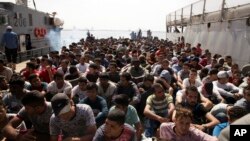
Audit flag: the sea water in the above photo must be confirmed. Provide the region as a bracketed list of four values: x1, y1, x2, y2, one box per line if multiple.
[60, 29, 166, 47]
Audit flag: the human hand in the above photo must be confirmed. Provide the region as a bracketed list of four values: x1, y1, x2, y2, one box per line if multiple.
[17, 129, 36, 141]
[233, 93, 242, 100]
[157, 117, 170, 123]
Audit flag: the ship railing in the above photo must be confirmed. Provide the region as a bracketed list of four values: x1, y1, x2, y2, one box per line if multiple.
[0, 47, 51, 63]
[166, 0, 250, 29]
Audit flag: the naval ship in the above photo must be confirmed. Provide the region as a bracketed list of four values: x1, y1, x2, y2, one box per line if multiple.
[166, 0, 250, 69]
[0, 0, 63, 61]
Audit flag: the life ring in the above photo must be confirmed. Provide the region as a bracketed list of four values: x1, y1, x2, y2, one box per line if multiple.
[40, 28, 44, 37]
[34, 28, 40, 37]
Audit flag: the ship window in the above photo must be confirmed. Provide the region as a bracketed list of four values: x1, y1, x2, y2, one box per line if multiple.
[0, 15, 7, 25]
[28, 14, 33, 26]
[207, 23, 211, 28]
[44, 16, 47, 25]
[49, 17, 54, 25]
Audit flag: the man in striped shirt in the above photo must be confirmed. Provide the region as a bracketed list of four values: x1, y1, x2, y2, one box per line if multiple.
[143, 83, 175, 138]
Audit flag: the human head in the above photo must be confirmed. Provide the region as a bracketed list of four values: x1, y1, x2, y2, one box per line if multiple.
[0, 75, 8, 90]
[21, 90, 46, 115]
[203, 82, 213, 95]
[185, 86, 201, 106]
[174, 107, 193, 136]
[119, 72, 132, 86]
[131, 57, 140, 67]
[9, 74, 25, 96]
[99, 72, 110, 86]
[28, 74, 41, 87]
[143, 74, 154, 89]
[86, 82, 98, 100]
[160, 70, 171, 83]
[113, 94, 129, 112]
[51, 93, 71, 116]
[152, 83, 165, 99]
[108, 62, 117, 72]
[53, 72, 64, 87]
[6, 26, 12, 32]
[60, 59, 70, 69]
[227, 106, 248, 123]
[68, 65, 78, 74]
[104, 109, 126, 138]
[26, 62, 36, 71]
[243, 86, 250, 102]
[78, 76, 88, 90]
[217, 71, 229, 84]
[189, 68, 198, 80]
[208, 68, 218, 81]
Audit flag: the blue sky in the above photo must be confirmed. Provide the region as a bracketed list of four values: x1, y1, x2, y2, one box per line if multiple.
[20, 0, 198, 30]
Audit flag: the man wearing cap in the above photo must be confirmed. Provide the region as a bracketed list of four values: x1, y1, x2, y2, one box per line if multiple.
[50, 93, 96, 141]
[1, 26, 18, 70]
[213, 70, 241, 104]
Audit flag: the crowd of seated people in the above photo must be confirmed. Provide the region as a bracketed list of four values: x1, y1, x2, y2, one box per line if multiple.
[0, 36, 250, 141]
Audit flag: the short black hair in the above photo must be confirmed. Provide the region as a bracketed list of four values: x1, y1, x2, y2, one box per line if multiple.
[9, 74, 25, 87]
[53, 72, 64, 80]
[143, 74, 154, 82]
[120, 72, 132, 81]
[78, 76, 88, 83]
[86, 82, 98, 91]
[28, 74, 39, 82]
[21, 90, 45, 106]
[26, 62, 36, 70]
[209, 68, 218, 75]
[99, 72, 109, 80]
[69, 66, 78, 74]
[107, 109, 126, 125]
[228, 106, 248, 120]
[113, 94, 129, 107]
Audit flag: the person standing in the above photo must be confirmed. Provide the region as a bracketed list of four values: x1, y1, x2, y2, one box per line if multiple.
[1, 26, 18, 70]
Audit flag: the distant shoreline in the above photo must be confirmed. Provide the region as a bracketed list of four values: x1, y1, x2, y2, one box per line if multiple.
[62, 29, 165, 32]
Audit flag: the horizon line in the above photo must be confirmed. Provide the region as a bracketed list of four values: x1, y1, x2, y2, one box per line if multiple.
[62, 28, 166, 32]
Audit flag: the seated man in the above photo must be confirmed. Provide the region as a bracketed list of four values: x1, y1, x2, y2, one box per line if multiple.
[110, 94, 142, 140]
[3, 74, 29, 113]
[93, 109, 136, 141]
[0, 99, 18, 140]
[50, 93, 97, 141]
[198, 81, 225, 105]
[126, 57, 148, 84]
[212, 106, 247, 137]
[26, 74, 47, 96]
[96, 72, 117, 108]
[213, 70, 241, 104]
[71, 76, 88, 104]
[80, 82, 108, 127]
[234, 86, 250, 113]
[143, 83, 175, 137]
[174, 86, 220, 133]
[218, 113, 250, 140]
[0, 75, 8, 92]
[2, 90, 52, 141]
[176, 87, 213, 111]
[46, 72, 72, 100]
[160, 107, 218, 141]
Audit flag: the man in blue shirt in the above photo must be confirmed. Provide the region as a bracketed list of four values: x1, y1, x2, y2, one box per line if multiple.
[1, 26, 18, 70]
